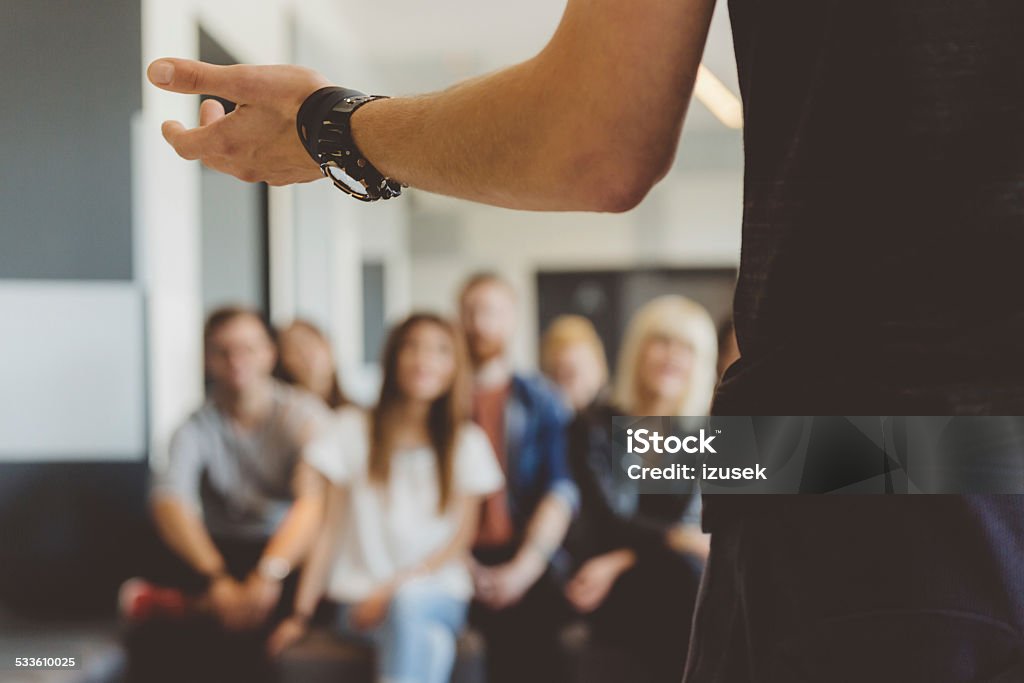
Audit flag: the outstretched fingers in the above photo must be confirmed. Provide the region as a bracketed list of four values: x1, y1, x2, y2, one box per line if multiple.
[147, 58, 263, 103]
[199, 98, 227, 126]
[148, 59, 330, 184]
[161, 120, 218, 161]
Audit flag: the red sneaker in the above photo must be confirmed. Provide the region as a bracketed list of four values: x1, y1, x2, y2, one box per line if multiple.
[119, 578, 189, 622]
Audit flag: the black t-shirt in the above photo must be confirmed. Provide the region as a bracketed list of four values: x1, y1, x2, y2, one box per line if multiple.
[563, 402, 697, 568]
[714, 0, 1024, 416]
[703, 0, 1024, 554]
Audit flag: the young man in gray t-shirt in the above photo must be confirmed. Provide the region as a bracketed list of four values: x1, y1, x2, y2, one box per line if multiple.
[129, 307, 329, 682]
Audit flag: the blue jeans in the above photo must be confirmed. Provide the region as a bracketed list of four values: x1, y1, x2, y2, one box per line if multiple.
[334, 579, 468, 683]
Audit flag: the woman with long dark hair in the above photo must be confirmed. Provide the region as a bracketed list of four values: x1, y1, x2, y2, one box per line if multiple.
[268, 313, 502, 683]
[276, 319, 350, 409]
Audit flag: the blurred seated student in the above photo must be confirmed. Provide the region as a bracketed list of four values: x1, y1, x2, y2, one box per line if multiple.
[458, 273, 578, 683]
[716, 317, 741, 382]
[126, 306, 331, 683]
[563, 295, 717, 683]
[268, 313, 503, 683]
[540, 314, 609, 414]
[276, 319, 351, 410]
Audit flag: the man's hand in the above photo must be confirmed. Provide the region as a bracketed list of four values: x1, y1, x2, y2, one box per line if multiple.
[350, 584, 394, 631]
[565, 549, 636, 614]
[473, 552, 545, 610]
[206, 575, 251, 630]
[242, 572, 284, 626]
[665, 523, 711, 560]
[146, 59, 331, 185]
[267, 615, 309, 657]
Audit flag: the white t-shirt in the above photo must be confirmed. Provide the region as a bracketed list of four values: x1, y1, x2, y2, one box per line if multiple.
[304, 407, 503, 602]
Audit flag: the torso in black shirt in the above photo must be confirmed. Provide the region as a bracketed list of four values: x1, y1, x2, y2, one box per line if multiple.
[715, 0, 1024, 416]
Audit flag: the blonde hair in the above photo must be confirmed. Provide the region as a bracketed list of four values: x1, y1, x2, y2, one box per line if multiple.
[540, 315, 609, 384]
[612, 295, 718, 416]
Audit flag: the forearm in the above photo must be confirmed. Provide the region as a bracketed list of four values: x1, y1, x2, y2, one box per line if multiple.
[151, 496, 226, 577]
[260, 461, 330, 567]
[600, 548, 638, 574]
[290, 527, 332, 618]
[259, 495, 323, 570]
[290, 489, 343, 618]
[351, 0, 715, 212]
[352, 62, 566, 210]
[514, 492, 572, 570]
[666, 522, 711, 559]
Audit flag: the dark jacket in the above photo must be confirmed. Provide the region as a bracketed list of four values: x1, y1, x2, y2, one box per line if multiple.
[564, 400, 698, 569]
[503, 373, 579, 531]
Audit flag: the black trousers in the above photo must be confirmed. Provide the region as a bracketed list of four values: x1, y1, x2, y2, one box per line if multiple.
[470, 546, 575, 683]
[580, 550, 702, 683]
[683, 496, 1024, 683]
[124, 534, 297, 683]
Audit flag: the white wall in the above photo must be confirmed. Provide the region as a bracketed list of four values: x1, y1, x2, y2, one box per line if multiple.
[404, 143, 743, 369]
[0, 283, 147, 460]
[140, 0, 406, 464]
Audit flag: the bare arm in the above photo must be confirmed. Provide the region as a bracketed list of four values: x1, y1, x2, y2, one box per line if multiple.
[257, 461, 327, 570]
[147, 0, 716, 212]
[233, 461, 331, 627]
[152, 494, 261, 629]
[151, 460, 325, 575]
[565, 547, 637, 614]
[353, 0, 716, 211]
[514, 492, 573, 574]
[288, 481, 347, 621]
[151, 495, 228, 578]
[475, 492, 572, 609]
[267, 481, 347, 656]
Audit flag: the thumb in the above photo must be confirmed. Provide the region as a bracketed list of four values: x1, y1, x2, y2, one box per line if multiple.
[147, 58, 259, 103]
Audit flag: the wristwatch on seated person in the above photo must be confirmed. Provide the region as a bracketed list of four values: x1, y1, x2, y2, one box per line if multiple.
[296, 86, 404, 202]
[257, 555, 292, 583]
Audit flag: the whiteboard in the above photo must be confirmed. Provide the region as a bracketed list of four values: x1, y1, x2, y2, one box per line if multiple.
[0, 281, 147, 461]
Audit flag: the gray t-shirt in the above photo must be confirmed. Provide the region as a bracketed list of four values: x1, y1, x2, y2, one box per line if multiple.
[151, 381, 330, 540]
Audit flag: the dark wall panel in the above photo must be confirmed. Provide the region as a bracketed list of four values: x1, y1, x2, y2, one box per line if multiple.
[0, 462, 151, 617]
[0, 0, 141, 280]
[537, 268, 738, 373]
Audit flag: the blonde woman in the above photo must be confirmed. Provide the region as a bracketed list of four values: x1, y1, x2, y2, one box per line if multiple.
[563, 295, 717, 683]
[540, 315, 609, 413]
[611, 295, 718, 417]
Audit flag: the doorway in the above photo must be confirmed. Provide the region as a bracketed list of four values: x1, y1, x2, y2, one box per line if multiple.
[198, 28, 270, 317]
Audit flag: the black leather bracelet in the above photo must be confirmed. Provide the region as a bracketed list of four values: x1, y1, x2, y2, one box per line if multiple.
[296, 86, 404, 202]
